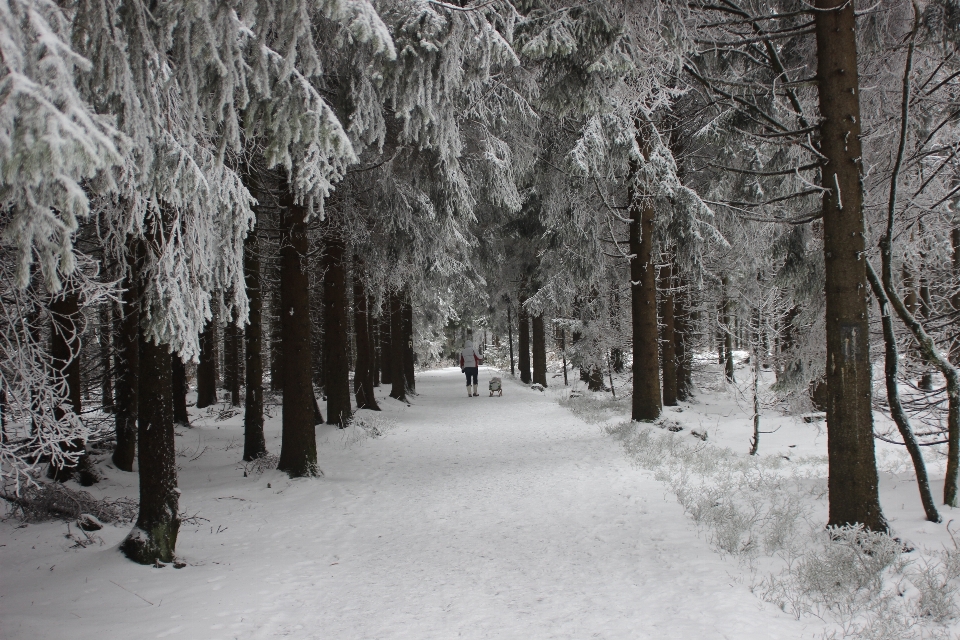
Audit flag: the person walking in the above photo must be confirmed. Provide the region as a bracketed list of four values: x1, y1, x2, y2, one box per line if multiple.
[460, 340, 482, 397]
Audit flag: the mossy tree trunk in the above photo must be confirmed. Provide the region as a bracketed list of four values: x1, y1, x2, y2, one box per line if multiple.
[121, 332, 179, 564]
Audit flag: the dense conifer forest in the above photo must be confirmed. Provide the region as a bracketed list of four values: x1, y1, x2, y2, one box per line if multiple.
[2, 2, 960, 634]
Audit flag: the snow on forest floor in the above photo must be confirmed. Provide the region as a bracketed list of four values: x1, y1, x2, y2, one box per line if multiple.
[554, 353, 960, 640]
[0, 366, 821, 639]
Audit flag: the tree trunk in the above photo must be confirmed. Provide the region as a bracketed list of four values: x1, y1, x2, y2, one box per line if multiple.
[379, 311, 393, 386]
[353, 260, 380, 411]
[100, 303, 113, 413]
[402, 293, 415, 394]
[675, 273, 692, 401]
[121, 333, 179, 564]
[629, 121, 662, 421]
[507, 305, 515, 377]
[722, 277, 735, 383]
[532, 314, 547, 387]
[270, 282, 283, 393]
[196, 310, 218, 409]
[559, 328, 568, 386]
[866, 264, 940, 522]
[277, 194, 320, 477]
[47, 283, 83, 482]
[815, 0, 887, 530]
[224, 318, 242, 407]
[113, 241, 140, 472]
[389, 290, 406, 401]
[371, 317, 380, 388]
[518, 300, 531, 384]
[172, 355, 189, 427]
[660, 262, 678, 407]
[952, 227, 960, 365]
[323, 227, 352, 427]
[243, 231, 266, 461]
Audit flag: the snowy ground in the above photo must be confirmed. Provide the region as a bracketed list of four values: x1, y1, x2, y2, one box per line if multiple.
[0, 366, 818, 639]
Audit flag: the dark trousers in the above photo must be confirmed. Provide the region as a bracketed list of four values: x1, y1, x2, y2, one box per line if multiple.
[463, 367, 478, 385]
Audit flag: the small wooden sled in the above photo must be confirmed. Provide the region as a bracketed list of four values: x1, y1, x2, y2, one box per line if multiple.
[489, 377, 503, 397]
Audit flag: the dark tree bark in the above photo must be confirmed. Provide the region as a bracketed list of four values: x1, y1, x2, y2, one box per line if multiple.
[507, 305, 515, 377]
[322, 228, 352, 427]
[389, 290, 406, 401]
[224, 317, 242, 407]
[379, 311, 392, 386]
[815, 0, 887, 530]
[172, 355, 189, 427]
[277, 194, 320, 477]
[722, 277, 735, 382]
[953, 227, 960, 365]
[866, 264, 940, 522]
[371, 317, 380, 388]
[518, 300, 531, 384]
[196, 309, 218, 409]
[353, 261, 380, 411]
[629, 121, 662, 422]
[660, 262, 678, 407]
[558, 327, 568, 386]
[675, 273, 692, 401]
[100, 303, 113, 413]
[121, 333, 179, 564]
[47, 283, 83, 482]
[113, 241, 140, 472]
[270, 282, 283, 393]
[532, 314, 547, 387]
[243, 231, 266, 461]
[403, 293, 416, 394]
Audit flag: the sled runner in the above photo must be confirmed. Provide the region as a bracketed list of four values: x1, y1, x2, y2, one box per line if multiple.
[489, 377, 502, 397]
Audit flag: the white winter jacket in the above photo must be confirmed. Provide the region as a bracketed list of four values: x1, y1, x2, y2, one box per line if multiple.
[460, 342, 482, 369]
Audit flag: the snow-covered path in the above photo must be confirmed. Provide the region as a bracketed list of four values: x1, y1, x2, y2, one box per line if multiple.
[1, 367, 811, 639]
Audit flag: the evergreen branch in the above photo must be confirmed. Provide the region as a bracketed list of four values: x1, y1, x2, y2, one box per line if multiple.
[695, 25, 815, 47]
[708, 162, 821, 176]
